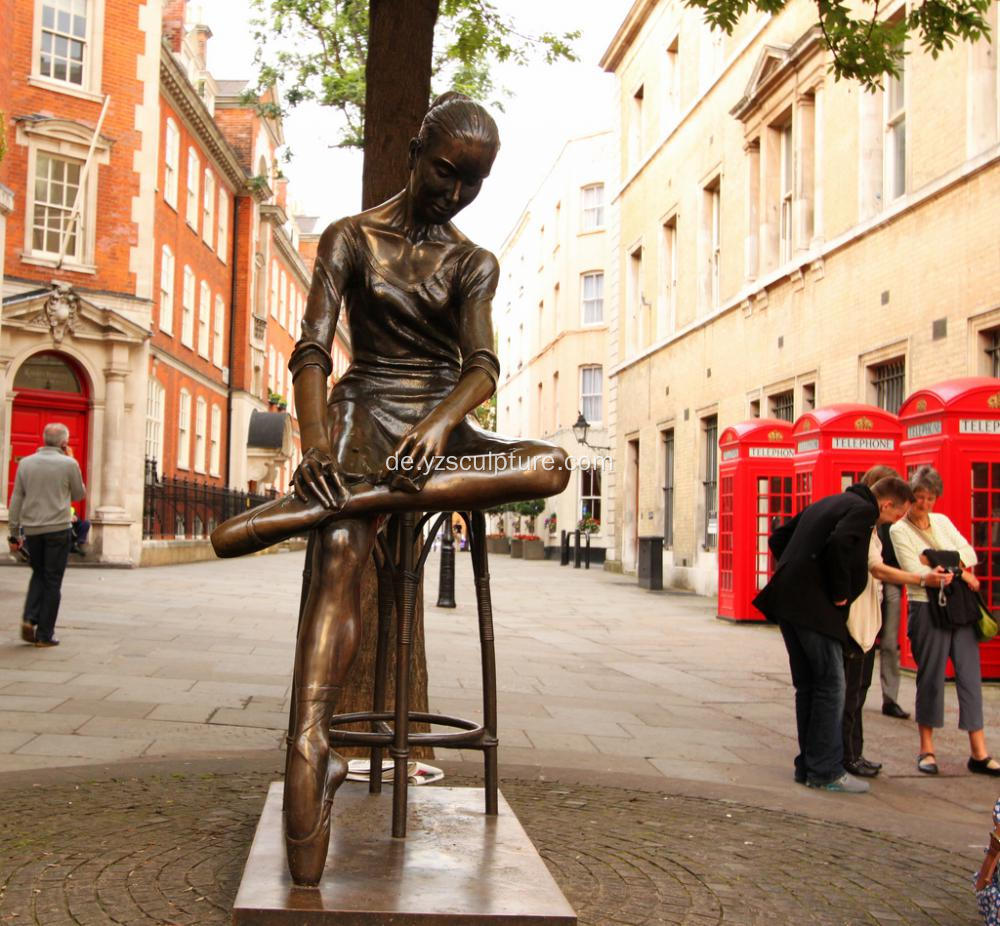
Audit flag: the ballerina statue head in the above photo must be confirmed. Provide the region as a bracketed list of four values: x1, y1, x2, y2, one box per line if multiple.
[408, 92, 500, 225]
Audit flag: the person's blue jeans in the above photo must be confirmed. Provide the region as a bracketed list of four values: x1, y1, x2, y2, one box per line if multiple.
[23, 529, 71, 643]
[779, 621, 846, 783]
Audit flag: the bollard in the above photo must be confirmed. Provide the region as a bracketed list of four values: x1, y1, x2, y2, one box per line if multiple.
[574, 530, 582, 568]
[585, 531, 591, 569]
[560, 529, 570, 566]
[436, 515, 457, 608]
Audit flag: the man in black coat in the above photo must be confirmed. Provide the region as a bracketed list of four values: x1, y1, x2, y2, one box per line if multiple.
[753, 477, 915, 793]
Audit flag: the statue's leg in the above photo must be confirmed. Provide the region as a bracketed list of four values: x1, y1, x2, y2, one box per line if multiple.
[284, 516, 376, 887]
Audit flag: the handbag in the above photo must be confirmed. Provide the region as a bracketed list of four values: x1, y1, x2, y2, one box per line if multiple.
[902, 519, 978, 629]
[975, 797, 1000, 924]
[976, 592, 1000, 642]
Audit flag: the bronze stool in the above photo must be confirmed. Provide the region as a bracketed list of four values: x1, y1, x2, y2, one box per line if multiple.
[324, 510, 499, 837]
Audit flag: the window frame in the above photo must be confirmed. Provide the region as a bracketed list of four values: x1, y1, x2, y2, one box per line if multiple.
[702, 414, 719, 550]
[30, 0, 105, 101]
[164, 118, 180, 209]
[213, 293, 225, 367]
[870, 357, 906, 413]
[194, 396, 207, 475]
[181, 265, 195, 348]
[186, 147, 200, 230]
[581, 183, 605, 231]
[145, 377, 165, 475]
[202, 169, 215, 247]
[663, 429, 675, 549]
[580, 464, 603, 526]
[884, 31, 907, 202]
[580, 365, 603, 426]
[209, 404, 222, 477]
[159, 245, 175, 335]
[581, 271, 604, 326]
[177, 389, 191, 471]
[197, 280, 211, 359]
[217, 187, 228, 260]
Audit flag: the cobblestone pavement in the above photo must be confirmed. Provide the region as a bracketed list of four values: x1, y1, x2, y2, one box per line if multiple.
[0, 758, 983, 926]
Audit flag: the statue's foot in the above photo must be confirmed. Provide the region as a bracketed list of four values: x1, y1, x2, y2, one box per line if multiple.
[284, 750, 348, 887]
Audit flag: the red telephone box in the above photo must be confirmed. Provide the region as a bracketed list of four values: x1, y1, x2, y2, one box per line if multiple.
[792, 404, 903, 511]
[897, 377, 1000, 678]
[717, 419, 795, 622]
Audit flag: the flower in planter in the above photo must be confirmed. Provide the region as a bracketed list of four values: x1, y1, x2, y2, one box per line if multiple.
[577, 516, 600, 534]
[514, 533, 541, 541]
[543, 512, 557, 533]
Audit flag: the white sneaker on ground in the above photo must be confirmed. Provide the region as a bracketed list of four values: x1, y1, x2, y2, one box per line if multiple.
[806, 772, 870, 793]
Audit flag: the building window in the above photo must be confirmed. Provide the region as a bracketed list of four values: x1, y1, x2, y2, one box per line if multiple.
[581, 183, 604, 230]
[703, 415, 719, 550]
[181, 266, 195, 348]
[663, 429, 674, 548]
[628, 245, 643, 353]
[164, 118, 179, 208]
[194, 397, 207, 474]
[198, 281, 211, 358]
[885, 50, 906, 201]
[629, 85, 644, 168]
[661, 217, 677, 334]
[581, 465, 602, 525]
[213, 294, 225, 367]
[750, 398, 761, 418]
[770, 390, 794, 422]
[31, 153, 82, 259]
[581, 271, 604, 324]
[984, 329, 1000, 377]
[580, 365, 603, 424]
[186, 148, 199, 230]
[202, 170, 215, 247]
[664, 36, 680, 129]
[159, 245, 175, 335]
[779, 121, 793, 263]
[268, 346, 276, 392]
[210, 405, 221, 477]
[270, 261, 279, 318]
[801, 382, 816, 411]
[39, 0, 87, 86]
[177, 389, 191, 470]
[706, 179, 721, 310]
[145, 377, 164, 473]
[217, 188, 228, 259]
[871, 358, 905, 413]
[280, 270, 288, 328]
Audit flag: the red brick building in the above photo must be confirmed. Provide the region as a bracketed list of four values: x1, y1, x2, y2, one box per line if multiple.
[0, 0, 349, 563]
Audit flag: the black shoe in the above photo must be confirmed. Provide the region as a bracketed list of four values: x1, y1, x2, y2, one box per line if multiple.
[882, 700, 910, 720]
[968, 756, 1000, 777]
[860, 757, 882, 772]
[845, 759, 879, 778]
[794, 768, 806, 784]
[20, 621, 35, 643]
[33, 638, 59, 648]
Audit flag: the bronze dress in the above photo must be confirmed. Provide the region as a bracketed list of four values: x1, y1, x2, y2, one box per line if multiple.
[298, 216, 530, 492]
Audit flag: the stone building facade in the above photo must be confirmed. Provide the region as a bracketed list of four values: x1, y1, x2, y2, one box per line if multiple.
[495, 131, 614, 555]
[599, 0, 1000, 592]
[0, 0, 348, 564]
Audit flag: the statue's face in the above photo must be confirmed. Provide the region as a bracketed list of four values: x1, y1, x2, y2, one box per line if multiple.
[410, 132, 496, 225]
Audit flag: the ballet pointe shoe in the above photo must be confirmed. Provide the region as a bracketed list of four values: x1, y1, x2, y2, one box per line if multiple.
[283, 686, 347, 887]
[211, 493, 330, 559]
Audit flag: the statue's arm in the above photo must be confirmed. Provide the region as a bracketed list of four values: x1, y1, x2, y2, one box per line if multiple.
[289, 220, 354, 507]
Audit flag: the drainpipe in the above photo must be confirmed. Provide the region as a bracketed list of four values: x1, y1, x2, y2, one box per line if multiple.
[225, 192, 240, 488]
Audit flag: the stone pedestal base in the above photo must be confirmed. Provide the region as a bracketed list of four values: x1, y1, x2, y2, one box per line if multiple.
[233, 784, 576, 925]
[93, 508, 133, 565]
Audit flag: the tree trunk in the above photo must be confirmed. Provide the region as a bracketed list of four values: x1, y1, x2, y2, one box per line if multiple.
[361, 0, 440, 209]
[335, 0, 440, 759]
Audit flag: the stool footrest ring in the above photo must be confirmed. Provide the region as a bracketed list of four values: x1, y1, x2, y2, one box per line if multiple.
[330, 710, 489, 747]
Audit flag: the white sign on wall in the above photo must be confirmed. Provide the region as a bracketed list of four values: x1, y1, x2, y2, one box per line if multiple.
[831, 437, 895, 451]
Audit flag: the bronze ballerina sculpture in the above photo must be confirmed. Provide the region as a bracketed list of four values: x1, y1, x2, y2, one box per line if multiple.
[212, 93, 569, 887]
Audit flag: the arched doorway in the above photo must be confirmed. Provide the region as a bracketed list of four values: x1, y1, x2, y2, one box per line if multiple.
[10, 352, 90, 518]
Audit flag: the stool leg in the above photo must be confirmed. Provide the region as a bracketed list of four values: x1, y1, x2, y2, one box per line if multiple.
[370, 538, 394, 795]
[392, 512, 417, 838]
[470, 512, 499, 816]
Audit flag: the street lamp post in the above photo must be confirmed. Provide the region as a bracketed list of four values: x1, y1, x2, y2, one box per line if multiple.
[436, 515, 457, 608]
[572, 412, 612, 452]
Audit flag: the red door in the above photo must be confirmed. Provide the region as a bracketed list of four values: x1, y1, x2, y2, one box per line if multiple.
[9, 353, 90, 520]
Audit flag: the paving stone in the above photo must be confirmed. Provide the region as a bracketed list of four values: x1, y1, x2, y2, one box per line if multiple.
[15, 733, 153, 760]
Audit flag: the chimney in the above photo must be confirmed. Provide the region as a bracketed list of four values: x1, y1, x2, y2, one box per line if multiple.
[191, 23, 212, 70]
[162, 0, 186, 53]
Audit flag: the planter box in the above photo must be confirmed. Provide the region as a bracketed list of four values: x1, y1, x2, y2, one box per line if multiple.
[522, 539, 545, 560]
[510, 538, 523, 558]
[486, 536, 509, 555]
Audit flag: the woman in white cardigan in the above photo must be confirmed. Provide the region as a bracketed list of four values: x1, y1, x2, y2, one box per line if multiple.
[890, 465, 1000, 776]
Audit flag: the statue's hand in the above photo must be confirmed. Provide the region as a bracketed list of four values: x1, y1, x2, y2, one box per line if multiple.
[292, 447, 349, 510]
[382, 411, 453, 486]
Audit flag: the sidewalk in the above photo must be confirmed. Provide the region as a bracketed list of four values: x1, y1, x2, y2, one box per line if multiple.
[0, 547, 998, 855]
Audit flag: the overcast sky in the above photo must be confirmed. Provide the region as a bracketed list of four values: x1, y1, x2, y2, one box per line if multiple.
[197, 1, 627, 252]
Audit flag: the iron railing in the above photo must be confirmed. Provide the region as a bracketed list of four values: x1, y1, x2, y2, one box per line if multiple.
[142, 458, 278, 540]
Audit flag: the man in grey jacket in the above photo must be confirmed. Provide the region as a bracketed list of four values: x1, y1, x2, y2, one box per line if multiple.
[8, 423, 86, 646]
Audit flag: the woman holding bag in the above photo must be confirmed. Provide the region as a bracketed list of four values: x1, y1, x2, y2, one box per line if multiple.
[890, 465, 1000, 776]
